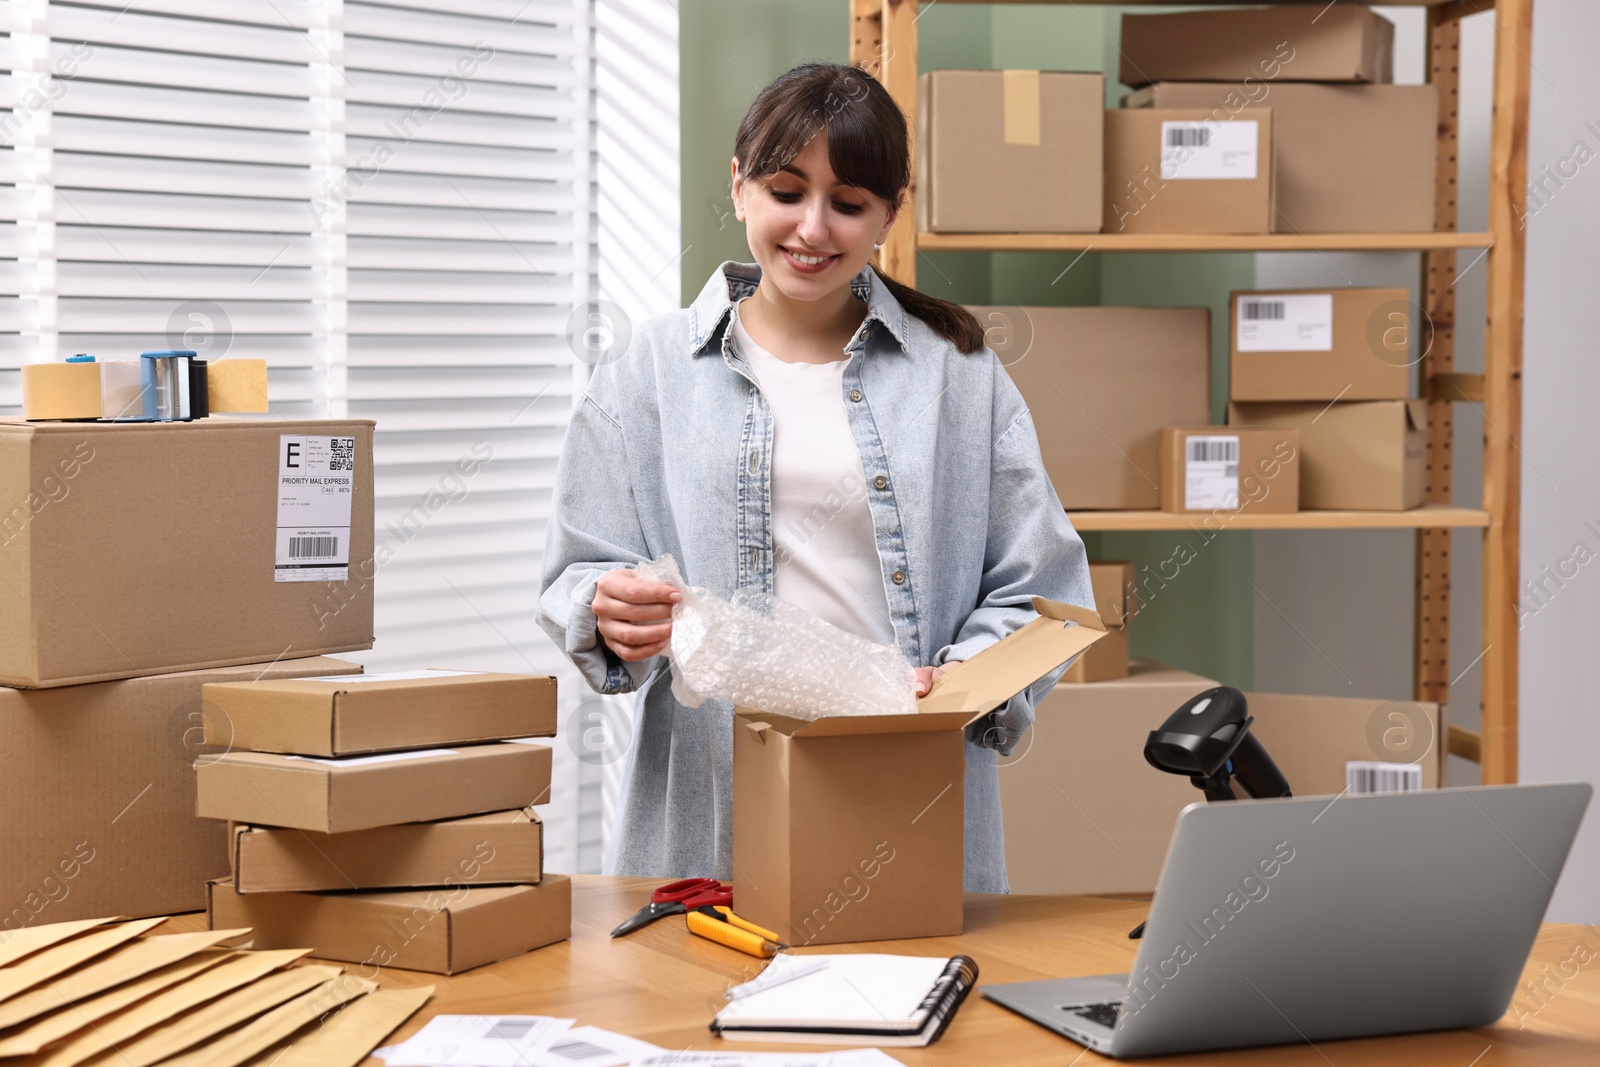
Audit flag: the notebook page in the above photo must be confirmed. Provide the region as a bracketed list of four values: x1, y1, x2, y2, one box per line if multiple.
[716, 955, 950, 1029]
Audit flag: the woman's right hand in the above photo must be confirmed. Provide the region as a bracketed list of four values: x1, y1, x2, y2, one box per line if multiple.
[593, 568, 682, 662]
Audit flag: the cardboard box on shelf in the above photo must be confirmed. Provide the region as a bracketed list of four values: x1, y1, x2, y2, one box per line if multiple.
[203, 671, 558, 757]
[975, 305, 1211, 510]
[231, 810, 543, 893]
[0, 418, 375, 689]
[1061, 561, 1137, 684]
[1104, 107, 1275, 234]
[208, 875, 572, 975]
[196, 742, 552, 834]
[733, 597, 1107, 946]
[1159, 426, 1300, 515]
[1000, 661, 1220, 895]
[0, 656, 360, 926]
[1245, 691, 1447, 793]
[1229, 287, 1412, 401]
[1228, 399, 1425, 511]
[1119, 5, 1394, 88]
[917, 69, 1104, 233]
[1123, 83, 1437, 232]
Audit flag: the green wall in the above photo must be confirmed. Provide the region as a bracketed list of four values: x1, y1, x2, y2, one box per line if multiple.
[678, 2, 1256, 687]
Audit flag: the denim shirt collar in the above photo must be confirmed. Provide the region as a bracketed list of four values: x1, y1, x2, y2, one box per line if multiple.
[687, 259, 913, 357]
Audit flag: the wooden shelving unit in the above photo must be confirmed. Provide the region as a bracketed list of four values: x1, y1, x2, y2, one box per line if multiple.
[850, 0, 1528, 784]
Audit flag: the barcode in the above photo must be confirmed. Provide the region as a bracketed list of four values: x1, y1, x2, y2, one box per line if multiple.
[1346, 761, 1423, 795]
[329, 437, 355, 471]
[485, 1018, 537, 1041]
[1166, 125, 1211, 148]
[1187, 438, 1239, 464]
[288, 536, 339, 559]
[1241, 299, 1286, 321]
[547, 1040, 615, 1062]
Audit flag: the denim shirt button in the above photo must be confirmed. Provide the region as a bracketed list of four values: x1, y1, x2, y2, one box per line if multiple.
[849, 389, 863, 402]
[873, 474, 888, 490]
[891, 569, 906, 584]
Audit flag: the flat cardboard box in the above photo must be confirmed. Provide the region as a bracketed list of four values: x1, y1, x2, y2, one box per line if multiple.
[917, 69, 1104, 233]
[1060, 624, 1128, 684]
[0, 418, 375, 688]
[733, 597, 1108, 946]
[977, 305, 1211, 509]
[196, 742, 552, 833]
[1230, 287, 1411, 401]
[1228, 399, 1426, 511]
[208, 876, 571, 975]
[1120, 6, 1394, 88]
[1104, 108, 1275, 234]
[0, 656, 359, 925]
[231, 809, 543, 893]
[1000, 661, 1220, 894]
[203, 671, 558, 757]
[1124, 83, 1437, 232]
[1246, 691, 1447, 795]
[1159, 425, 1300, 514]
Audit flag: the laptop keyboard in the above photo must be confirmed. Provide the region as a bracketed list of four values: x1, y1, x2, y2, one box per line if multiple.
[1067, 1001, 1121, 1029]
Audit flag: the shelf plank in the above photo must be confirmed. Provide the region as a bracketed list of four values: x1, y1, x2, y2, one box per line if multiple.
[917, 231, 1495, 253]
[1067, 504, 1490, 532]
[943, 0, 1470, 7]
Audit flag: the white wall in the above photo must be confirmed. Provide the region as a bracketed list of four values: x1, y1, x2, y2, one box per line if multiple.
[1519, 0, 1600, 924]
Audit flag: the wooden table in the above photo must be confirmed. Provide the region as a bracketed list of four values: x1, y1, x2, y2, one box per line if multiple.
[177, 875, 1600, 1064]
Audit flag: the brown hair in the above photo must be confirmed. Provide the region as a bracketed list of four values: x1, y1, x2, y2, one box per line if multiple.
[733, 62, 986, 355]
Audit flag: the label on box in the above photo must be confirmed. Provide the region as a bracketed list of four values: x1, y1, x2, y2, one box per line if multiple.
[1236, 293, 1334, 352]
[294, 670, 482, 684]
[276, 435, 355, 583]
[285, 748, 458, 767]
[1184, 435, 1240, 511]
[1160, 120, 1258, 180]
[1346, 760, 1423, 794]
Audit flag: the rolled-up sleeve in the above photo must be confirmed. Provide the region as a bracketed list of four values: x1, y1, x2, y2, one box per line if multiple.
[933, 367, 1095, 755]
[537, 393, 660, 695]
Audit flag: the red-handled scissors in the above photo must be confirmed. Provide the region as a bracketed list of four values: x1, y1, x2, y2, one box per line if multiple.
[610, 878, 733, 938]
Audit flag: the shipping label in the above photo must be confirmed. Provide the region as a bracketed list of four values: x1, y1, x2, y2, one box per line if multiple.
[1236, 293, 1334, 352]
[1185, 435, 1241, 511]
[1160, 120, 1259, 181]
[276, 435, 355, 583]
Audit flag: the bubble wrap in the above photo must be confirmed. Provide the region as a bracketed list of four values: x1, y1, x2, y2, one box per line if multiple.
[635, 553, 917, 720]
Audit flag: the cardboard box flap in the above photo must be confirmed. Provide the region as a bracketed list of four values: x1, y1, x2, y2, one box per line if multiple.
[1404, 397, 1427, 431]
[910, 597, 1106, 720]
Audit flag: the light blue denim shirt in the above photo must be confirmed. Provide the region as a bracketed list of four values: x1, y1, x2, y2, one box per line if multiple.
[537, 261, 1093, 892]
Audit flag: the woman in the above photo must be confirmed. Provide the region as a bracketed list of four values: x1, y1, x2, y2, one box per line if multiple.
[537, 62, 1092, 892]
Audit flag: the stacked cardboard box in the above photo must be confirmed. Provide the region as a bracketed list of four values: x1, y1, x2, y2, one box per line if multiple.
[1119, 7, 1437, 233]
[198, 670, 571, 974]
[0, 417, 378, 923]
[1062, 561, 1137, 683]
[1226, 288, 1423, 510]
[1158, 424, 1301, 515]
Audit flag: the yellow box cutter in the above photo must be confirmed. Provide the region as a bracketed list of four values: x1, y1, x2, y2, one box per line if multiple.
[687, 906, 788, 958]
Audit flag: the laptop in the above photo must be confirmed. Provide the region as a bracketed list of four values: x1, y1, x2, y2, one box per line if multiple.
[983, 782, 1591, 1059]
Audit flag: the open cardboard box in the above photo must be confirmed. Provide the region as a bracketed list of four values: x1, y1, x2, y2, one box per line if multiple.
[732, 597, 1106, 946]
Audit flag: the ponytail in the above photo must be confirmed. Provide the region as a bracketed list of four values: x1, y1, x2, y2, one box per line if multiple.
[871, 266, 986, 354]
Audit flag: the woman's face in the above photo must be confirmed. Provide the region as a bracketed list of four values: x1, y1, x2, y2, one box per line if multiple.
[732, 133, 901, 301]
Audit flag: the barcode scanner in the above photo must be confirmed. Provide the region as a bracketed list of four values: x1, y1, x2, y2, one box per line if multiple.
[1129, 687, 1292, 939]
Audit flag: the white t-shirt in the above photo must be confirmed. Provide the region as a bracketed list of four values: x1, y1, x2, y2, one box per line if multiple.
[731, 303, 895, 646]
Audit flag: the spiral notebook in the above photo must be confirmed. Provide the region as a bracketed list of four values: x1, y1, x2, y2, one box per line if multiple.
[710, 953, 978, 1047]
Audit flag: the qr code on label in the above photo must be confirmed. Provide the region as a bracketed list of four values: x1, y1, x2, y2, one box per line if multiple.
[329, 438, 354, 471]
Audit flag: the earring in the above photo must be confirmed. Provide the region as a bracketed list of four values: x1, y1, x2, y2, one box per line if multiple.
[873, 242, 884, 251]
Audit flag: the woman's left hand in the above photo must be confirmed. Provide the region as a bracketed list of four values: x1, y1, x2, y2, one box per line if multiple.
[913, 661, 961, 697]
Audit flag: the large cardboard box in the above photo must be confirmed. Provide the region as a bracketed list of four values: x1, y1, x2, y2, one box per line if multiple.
[1104, 108, 1275, 234]
[0, 656, 360, 927]
[208, 875, 571, 975]
[231, 810, 543, 893]
[203, 670, 558, 757]
[917, 69, 1104, 233]
[1159, 426, 1300, 514]
[1228, 399, 1425, 510]
[1061, 561, 1137, 684]
[1120, 6, 1394, 88]
[0, 418, 375, 688]
[733, 598, 1107, 946]
[977, 305, 1211, 509]
[1124, 83, 1437, 232]
[1000, 661, 1220, 895]
[1230, 287, 1412, 401]
[1246, 691, 1447, 795]
[196, 741, 552, 833]
[999, 666, 1445, 895]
